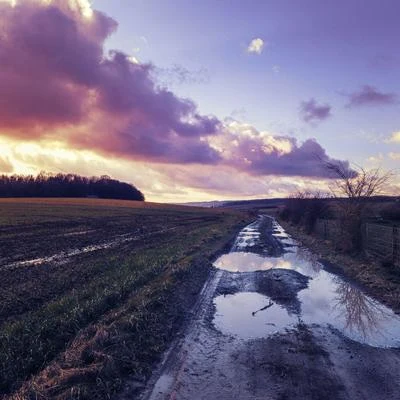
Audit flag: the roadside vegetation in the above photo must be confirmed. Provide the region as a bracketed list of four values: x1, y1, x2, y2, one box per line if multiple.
[278, 163, 400, 313]
[280, 163, 395, 250]
[0, 198, 249, 399]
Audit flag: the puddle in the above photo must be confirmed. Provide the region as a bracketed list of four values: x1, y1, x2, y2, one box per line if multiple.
[62, 229, 96, 237]
[149, 374, 175, 396]
[232, 221, 261, 250]
[213, 246, 320, 275]
[214, 292, 298, 339]
[214, 252, 293, 272]
[3, 226, 179, 270]
[212, 217, 400, 348]
[5, 235, 135, 269]
[299, 271, 400, 348]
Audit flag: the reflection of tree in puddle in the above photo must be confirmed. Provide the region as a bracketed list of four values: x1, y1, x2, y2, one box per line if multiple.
[252, 300, 274, 316]
[332, 278, 392, 338]
[290, 246, 323, 276]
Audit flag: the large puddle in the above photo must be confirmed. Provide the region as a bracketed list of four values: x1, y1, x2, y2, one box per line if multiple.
[214, 252, 294, 272]
[214, 292, 298, 339]
[213, 218, 400, 348]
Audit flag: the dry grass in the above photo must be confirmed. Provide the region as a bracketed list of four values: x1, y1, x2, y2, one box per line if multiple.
[280, 220, 400, 314]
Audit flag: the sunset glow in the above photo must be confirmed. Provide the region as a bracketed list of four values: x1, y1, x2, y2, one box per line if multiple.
[0, 0, 399, 201]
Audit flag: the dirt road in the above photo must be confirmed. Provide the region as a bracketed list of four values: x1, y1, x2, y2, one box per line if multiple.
[138, 216, 400, 400]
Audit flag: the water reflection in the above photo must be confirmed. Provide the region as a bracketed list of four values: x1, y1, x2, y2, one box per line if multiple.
[298, 271, 400, 347]
[213, 217, 400, 348]
[333, 279, 395, 340]
[214, 252, 292, 272]
[213, 292, 298, 339]
[232, 220, 262, 251]
[213, 248, 322, 275]
[292, 247, 322, 275]
[252, 300, 274, 316]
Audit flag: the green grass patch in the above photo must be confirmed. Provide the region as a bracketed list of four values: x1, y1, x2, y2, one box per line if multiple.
[0, 200, 249, 398]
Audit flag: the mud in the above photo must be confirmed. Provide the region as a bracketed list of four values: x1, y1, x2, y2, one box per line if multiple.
[4, 226, 178, 271]
[0, 211, 235, 326]
[137, 216, 400, 400]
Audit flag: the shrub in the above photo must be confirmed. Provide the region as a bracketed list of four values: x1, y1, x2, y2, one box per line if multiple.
[381, 203, 400, 221]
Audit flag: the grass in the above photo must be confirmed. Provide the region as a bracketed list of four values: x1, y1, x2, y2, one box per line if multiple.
[0, 198, 249, 399]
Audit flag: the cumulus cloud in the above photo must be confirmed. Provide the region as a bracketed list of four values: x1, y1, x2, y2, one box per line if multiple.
[387, 131, 400, 143]
[345, 85, 397, 107]
[209, 121, 350, 178]
[247, 38, 264, 54]
[0, 0, 352, 186]
[0, 0, 220, 164]
[300, 98, 332, 124]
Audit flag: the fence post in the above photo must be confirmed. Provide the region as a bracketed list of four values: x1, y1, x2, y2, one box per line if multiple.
[393, 226, 399, 266]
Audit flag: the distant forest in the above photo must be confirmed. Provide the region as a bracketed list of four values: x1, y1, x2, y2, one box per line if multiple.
[0, 173, 145, 201]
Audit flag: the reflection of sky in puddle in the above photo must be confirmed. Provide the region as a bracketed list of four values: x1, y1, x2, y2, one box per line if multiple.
[299, 271, 400, 347]
[214, 292, 298, 339]
[213, 218, 400, 348]
[232, 221, 261, 250]
[214, 247, 321, 276]
[214, 252, 292, 272]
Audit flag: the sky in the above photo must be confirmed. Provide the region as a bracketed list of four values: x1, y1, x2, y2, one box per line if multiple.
[0, 0, 399, 202]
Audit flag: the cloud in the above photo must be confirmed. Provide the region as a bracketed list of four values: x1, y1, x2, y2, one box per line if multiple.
[367, 153, 384, 164]
[389, 152, 400, 160]
[229, 108, 247, 121]
[300, 98, 332, 124]
[0, 0, 220, 165]
[356, 130, 386, 144]
[387, 131, 400, 143]
[0, 0, 352, 187]
[155, 64, 210, 86]
[0, 0, 16, 5]
[6, 141, 333, 201]
[0, 156, 13, 173]
[345, 85, 397, 107]
[272, 65, 280, 74]
[210, 121, 350, 178]
[247, 38, 264, 55]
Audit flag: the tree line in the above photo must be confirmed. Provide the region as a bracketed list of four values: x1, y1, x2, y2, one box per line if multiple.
[0, 172, 145, 201]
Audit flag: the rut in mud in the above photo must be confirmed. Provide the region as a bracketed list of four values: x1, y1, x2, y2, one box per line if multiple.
[137, 215, 400, 400]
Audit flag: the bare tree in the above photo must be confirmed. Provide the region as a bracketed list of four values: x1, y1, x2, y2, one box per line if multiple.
[324, 161, 394, 251]
[325, 161, 393, 203]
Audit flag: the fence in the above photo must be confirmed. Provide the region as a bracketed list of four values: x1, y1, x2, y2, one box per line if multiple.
[314, 219, 341, 240]
[314, 219, 400, 267]
[364, 223, 400, 266]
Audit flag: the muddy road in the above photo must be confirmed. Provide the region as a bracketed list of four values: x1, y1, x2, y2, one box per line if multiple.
[138, 216, 400, 400]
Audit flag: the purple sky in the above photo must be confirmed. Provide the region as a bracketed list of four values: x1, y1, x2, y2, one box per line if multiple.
[0, 0, 398, 201]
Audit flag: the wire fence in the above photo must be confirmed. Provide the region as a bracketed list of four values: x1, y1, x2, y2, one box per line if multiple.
[364, 223, 400, 266]
[315, 219, 400, 266]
